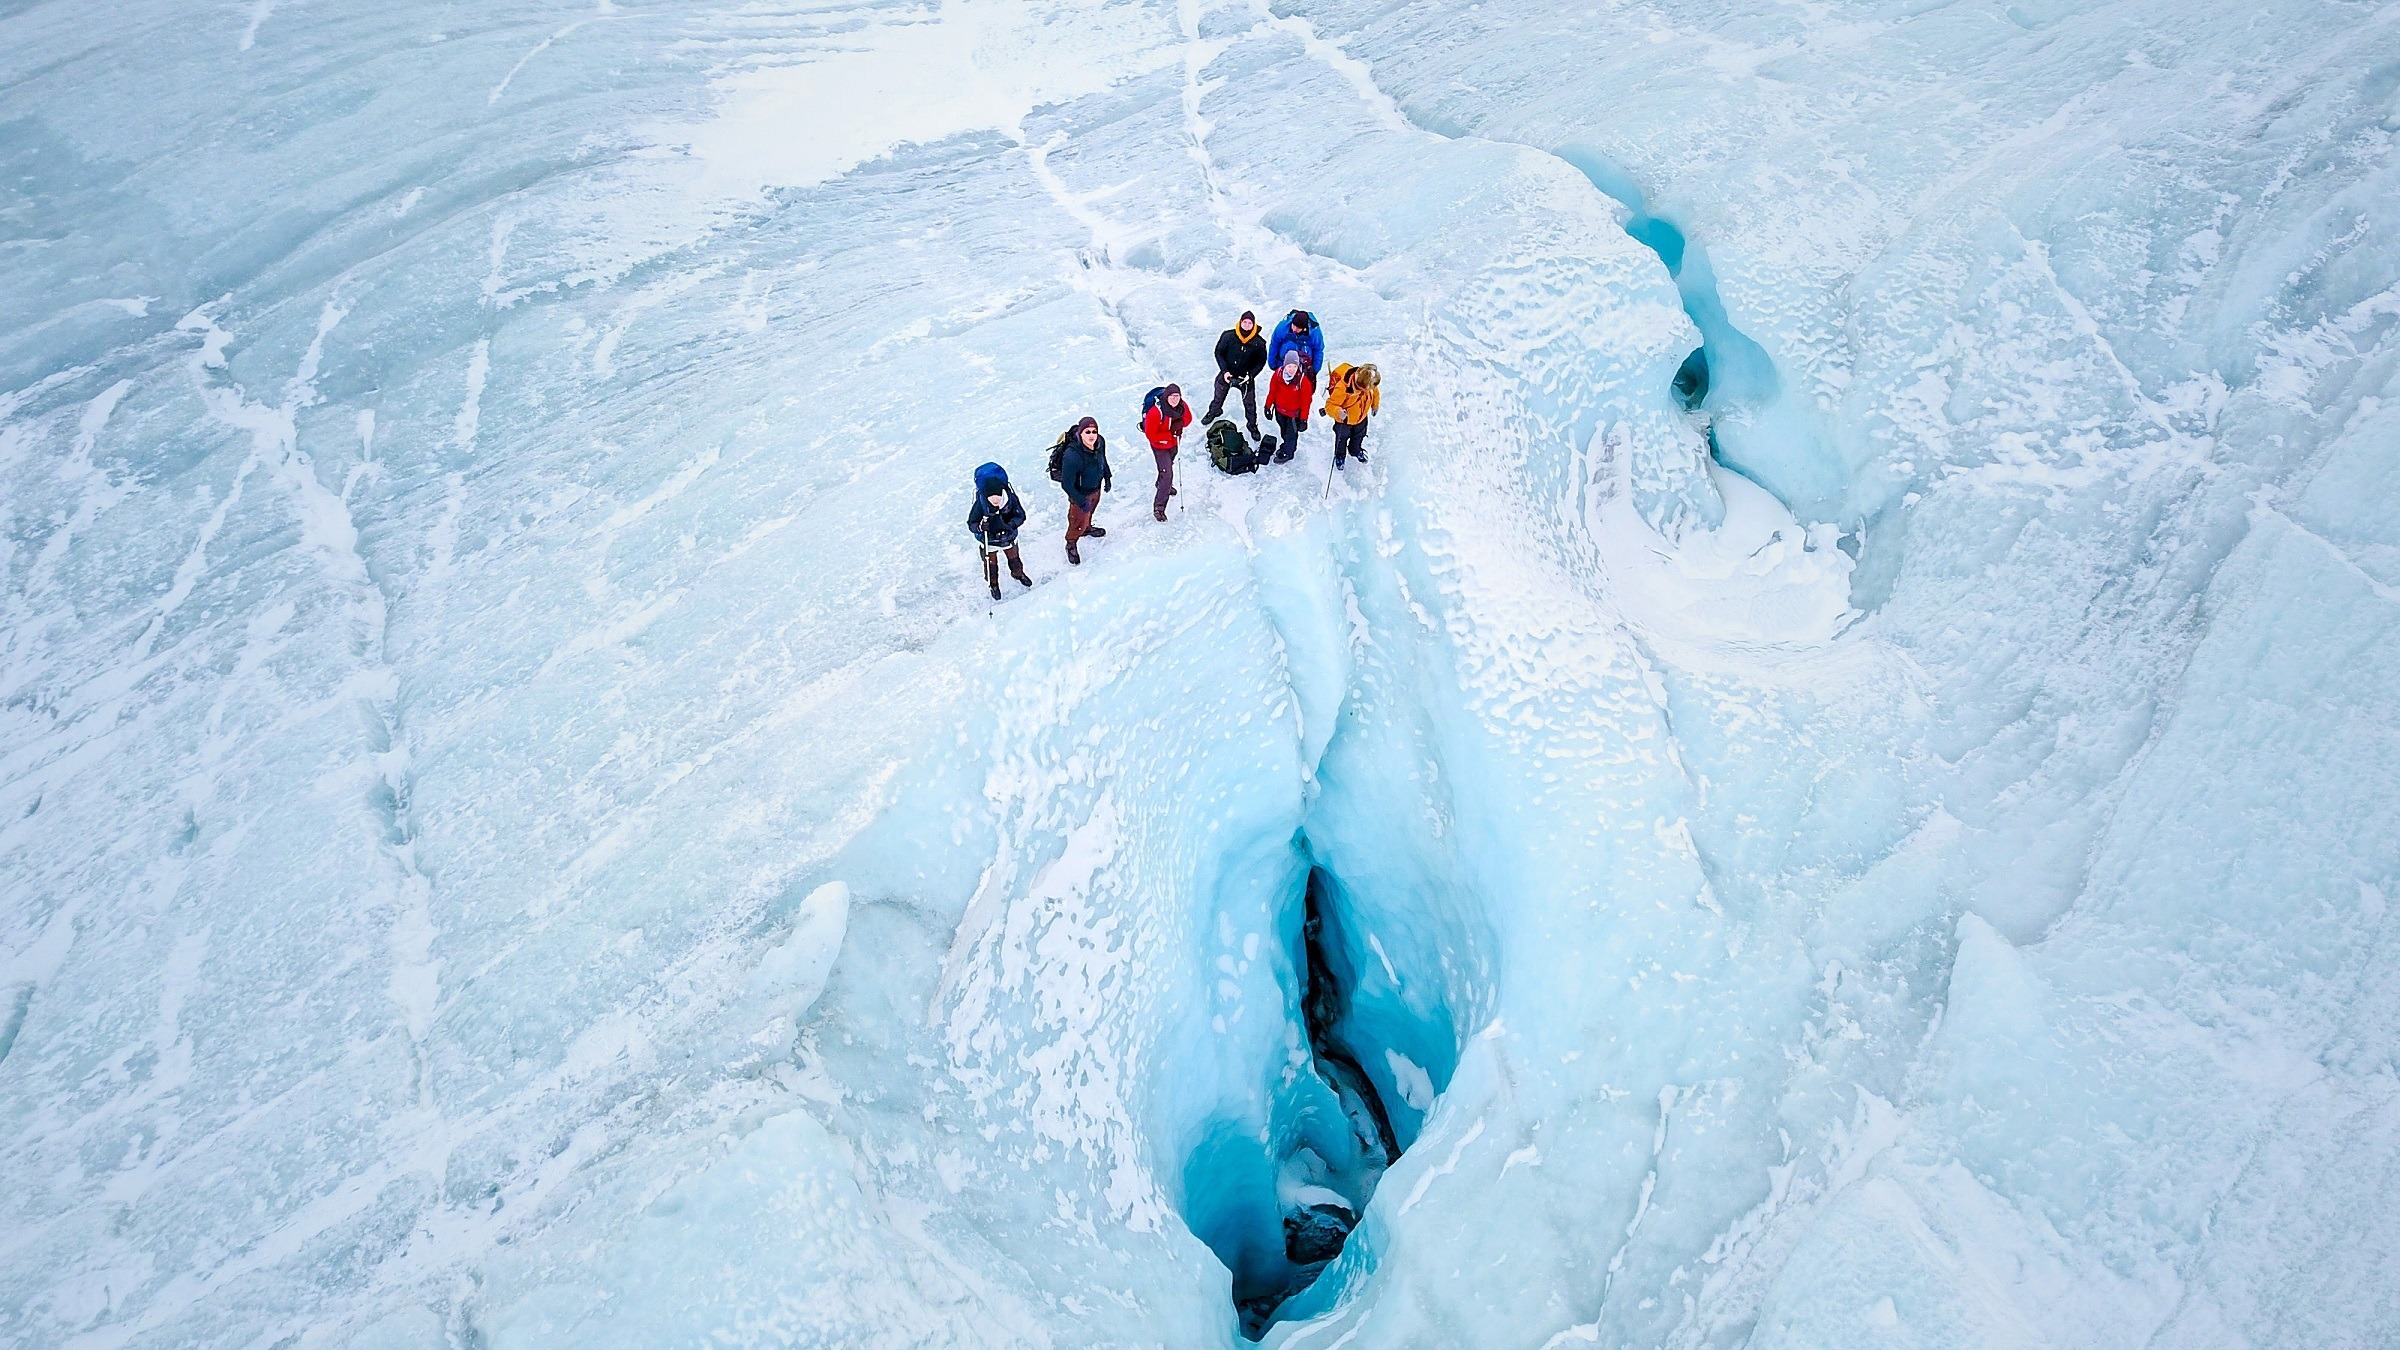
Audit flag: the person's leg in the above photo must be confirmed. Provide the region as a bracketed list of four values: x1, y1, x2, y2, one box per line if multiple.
[1275, 413, 1299, 462]
[1065, 497, 1089, 562]
[1351, 417, 1369, 462]
[1332, 421, 1354, 466]
[1241, 379, 1260, 439]
[1004, 544, 1029, 584]
[1205, 372, 1231, 423]
[983, 548, 1001, 597]
[1153, 448, 1175, 518]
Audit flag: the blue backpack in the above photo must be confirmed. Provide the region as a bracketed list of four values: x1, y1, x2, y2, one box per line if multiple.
[1141, 386, 1171, 419]
[974, 462, 1009, 495]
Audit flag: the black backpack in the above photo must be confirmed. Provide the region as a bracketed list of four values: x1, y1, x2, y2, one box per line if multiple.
[1206, 419, 1259, 475]
[1046, 428, 1073, 482]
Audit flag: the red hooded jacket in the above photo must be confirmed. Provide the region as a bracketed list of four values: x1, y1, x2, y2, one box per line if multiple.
[1142, 397, 1191, 451]
[1264, 366, 1315, 419]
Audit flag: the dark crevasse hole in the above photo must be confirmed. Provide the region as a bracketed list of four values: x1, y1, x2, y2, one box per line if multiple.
[1672, 347, 1711, 411]
[1189, 852, 1450, 1340]
[1560, 143, 1871, 523]
[1553, 146, 1781, 434]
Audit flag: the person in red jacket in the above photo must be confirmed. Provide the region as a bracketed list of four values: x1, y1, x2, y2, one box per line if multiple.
[1142, 384, 1192, 520]
[1263, 351, 1315, 464]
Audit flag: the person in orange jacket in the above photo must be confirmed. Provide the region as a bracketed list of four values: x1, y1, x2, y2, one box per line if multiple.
[1321, 363, 1380, 469]
[1263, 350, 1315, 464]
[1141, 384, 1192, 520]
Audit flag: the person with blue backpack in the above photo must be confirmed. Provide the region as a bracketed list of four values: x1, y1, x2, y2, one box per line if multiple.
[1268, 310, 1325, 378]
[1140, 383, 1192, 520]
[967, 462, 1033, 600]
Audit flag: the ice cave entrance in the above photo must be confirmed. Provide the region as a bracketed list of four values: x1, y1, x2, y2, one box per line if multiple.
[1187, 857, 1461, 1339]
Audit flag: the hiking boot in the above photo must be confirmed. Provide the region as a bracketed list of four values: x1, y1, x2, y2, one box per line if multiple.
[1153, 506, 1167, 522]
[989, 580, 1003, 600]
[1012, 567, 1033, 588]
[1084, 525, 1106, 538]
[1066, 542, 1082, 565]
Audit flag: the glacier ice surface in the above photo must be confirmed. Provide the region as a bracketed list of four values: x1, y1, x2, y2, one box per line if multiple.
[2, 0, 2396, 1345]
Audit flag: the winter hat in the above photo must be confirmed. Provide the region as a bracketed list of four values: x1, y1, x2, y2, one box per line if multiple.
[1075, 416, 1100, 435]
[1291, 310, 1313, 330]
[1239, 310, 1257, 326]
[1164, 383, 1182, 399]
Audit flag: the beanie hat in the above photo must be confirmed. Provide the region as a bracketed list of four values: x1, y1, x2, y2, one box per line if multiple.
[1291, 310, 1312, 330]
[1164, 383, 1182, 398]
[1075, 416, 1099, 434]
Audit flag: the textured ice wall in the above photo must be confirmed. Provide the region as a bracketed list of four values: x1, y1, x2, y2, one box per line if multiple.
[2, 0, 2395, 1346]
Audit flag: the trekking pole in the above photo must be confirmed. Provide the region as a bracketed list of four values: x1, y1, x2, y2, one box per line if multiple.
[1323, 442, 1338, 499]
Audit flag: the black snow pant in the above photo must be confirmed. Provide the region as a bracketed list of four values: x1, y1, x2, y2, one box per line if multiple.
[1273, 413, 1304, 463]
[1333, 420, 1367, 466]
[1206, 372, 1260, 438]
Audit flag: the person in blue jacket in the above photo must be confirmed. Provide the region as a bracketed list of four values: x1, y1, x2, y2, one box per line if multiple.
[1268, 309, 1325, 377]
[967, 462, 1033, 599]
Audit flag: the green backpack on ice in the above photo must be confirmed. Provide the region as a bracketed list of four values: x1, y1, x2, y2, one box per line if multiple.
[1206, 419, 1259, 475]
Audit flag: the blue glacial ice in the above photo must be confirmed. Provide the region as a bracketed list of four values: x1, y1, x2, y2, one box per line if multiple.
[2, 0, 2396, 1345]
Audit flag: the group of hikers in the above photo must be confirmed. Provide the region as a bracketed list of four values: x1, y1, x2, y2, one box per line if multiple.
[966, 308, 1383, 599]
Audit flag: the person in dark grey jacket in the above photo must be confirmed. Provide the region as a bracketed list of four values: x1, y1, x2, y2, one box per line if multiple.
[967, 462, 1032, 599]
[1058, 417, 1111, 565]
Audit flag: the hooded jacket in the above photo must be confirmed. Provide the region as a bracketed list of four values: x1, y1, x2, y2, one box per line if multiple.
[1320, 365, 1381, 425]
[967, 479, 1027, 548]
[1265, 364, 1316, 419]
[1268, 311, 1324, 375]
[1059, 434, 1111, 501]
[1214, 324, 1268, 380]
[1143, 397, 1192, 451]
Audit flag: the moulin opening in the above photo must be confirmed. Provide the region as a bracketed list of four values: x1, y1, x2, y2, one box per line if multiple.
[1230, 867, 1404, 1338]
[1178, 853, 1451, 1341]
[1554, 147, 1779, 429]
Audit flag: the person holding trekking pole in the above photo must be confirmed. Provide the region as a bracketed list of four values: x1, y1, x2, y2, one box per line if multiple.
[1051, 416, 1111, 565]
[966, 462, 1032, 600]
[1141, 384, 1193, 521]
[1204, 311, 1269, 440]
[1322, 363, 1380, 471]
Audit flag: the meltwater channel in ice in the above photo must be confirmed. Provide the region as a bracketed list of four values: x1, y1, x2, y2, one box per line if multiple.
[3, 0, 2397, 1345]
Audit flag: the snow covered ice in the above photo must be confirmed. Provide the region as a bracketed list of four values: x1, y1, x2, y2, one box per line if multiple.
[3, 0, 2397, 1344]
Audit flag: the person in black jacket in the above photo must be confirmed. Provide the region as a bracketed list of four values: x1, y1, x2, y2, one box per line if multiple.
[1203, 311, 1269, 439]
[1057, 417, 1111, 565]
[967, 462, 1032, 599]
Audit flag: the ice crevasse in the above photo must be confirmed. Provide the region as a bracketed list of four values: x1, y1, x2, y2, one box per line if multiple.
[0, 0, 2396, 1346]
